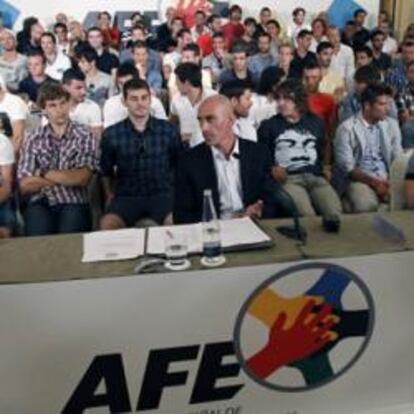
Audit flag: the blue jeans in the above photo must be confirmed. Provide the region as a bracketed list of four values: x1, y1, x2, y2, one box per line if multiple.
[402, 120, 414, 149]
[0, 201, 16, 232]
[24, 200, 91, 236]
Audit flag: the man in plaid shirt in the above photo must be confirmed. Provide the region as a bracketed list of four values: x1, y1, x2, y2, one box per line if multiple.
[99, 78, 181, 229]
[396, 61, 414, 149]
[18, 82, 98, 236]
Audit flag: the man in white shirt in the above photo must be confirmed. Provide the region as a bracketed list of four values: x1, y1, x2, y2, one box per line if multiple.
[0, 74, 27, 152]
[0, 133, 15, 238]
[174, 95, 281, 223]
[40, 32, 72, 81]
[62, 68, 102, 140]
[103, 63, 167, 128]
[327, 25, 355, 91]
[191, 10, 209, 42]
[220, 81, 257, 142]
[0, 30, 27, 91]
[168, 43, 212, 99]
[288, 7, 311, 47]
[170, 62, 216, 147]
[379, 20, 398, 57]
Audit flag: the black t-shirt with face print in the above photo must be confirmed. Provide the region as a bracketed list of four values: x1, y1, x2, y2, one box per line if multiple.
[258, 112, 325, 175]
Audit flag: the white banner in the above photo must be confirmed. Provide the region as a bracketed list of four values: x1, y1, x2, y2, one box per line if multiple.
[0, 252, 414, 413]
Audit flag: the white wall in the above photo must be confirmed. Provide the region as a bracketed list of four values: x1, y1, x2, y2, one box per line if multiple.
[12, 0, 380, 29]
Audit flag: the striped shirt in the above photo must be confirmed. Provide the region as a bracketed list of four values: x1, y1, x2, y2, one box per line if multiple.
[18, 122, 98, 205]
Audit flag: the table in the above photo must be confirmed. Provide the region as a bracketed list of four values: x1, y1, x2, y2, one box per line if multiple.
[1, 212, 413, 284]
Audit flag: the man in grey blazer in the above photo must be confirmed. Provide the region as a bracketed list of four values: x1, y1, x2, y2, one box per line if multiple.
[334, 83, 402, 213]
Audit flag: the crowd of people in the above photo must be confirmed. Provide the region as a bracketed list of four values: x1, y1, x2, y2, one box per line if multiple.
[0, 5, 413, 238]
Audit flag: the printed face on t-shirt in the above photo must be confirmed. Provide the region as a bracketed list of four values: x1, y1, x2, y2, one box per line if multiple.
[274, 128, 317, 171]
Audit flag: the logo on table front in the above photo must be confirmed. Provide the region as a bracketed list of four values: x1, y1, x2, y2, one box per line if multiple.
[233, 263, 375, 391]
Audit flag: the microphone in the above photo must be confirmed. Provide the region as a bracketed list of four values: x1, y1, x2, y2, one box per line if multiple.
[274, 186, 307, 244]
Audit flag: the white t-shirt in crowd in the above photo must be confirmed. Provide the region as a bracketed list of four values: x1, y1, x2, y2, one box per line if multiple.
[70, 99, 102, 128]
[330, 43, 355, 89]
[0, 92, 28, 135]
[0, 133, 14, 166]
[170, 88, 217, 148]
[45, 52, 72, 81]
[103, 94, 167, 128]
[233, 117, 257, 142]
[383, 36, 398, 56]
[249, 93, 277, 127]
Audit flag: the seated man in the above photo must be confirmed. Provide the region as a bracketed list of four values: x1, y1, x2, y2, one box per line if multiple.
[103, 63, 166, 128]
[174, 95, 282, 224]
[334, 83, 402, 213]
[220, 81, 257, 142]
[100, 78, 181, 229]
[0, 133, 15, 238]
[258, 79, 342, 217]
[18, 83, 98, 236]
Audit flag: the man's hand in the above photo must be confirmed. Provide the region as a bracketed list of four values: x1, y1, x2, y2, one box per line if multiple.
[370, 178, 390, 202]
[323, 165, 332, 182]
[245, 200, 264, 219]
[271, 166, 288, 184]
[163, 213, 173, 225]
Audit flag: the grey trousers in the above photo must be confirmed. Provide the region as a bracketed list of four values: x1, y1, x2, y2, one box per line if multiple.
[344, 182, 380, 213]
[284, 173, 343, 217]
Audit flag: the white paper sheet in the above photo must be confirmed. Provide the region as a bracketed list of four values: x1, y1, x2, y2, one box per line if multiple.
[82, 229, 146, 263]
[146, 217, 271, 255]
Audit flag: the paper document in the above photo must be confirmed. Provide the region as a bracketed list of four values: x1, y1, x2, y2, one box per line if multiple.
[146, 217, 271, 255]
[82, 229, 145, 263]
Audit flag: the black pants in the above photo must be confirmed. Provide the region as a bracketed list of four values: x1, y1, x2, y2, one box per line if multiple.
[24, 200, 91, 236]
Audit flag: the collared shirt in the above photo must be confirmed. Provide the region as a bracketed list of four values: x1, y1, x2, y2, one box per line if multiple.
[202, 53, 225, 81]
[45, 52, 72, 81]
[100, 117, 181, 197]
[358, 119, 388, 179]
[18, 122, 98, 205]
[233, 117, 257, 142]
[330, 44, 355, 87]
[170, 88, 217, 147]
[385, 62, 408, 95]
[248, 53, 278, 86]
[211, 139, 244, 219]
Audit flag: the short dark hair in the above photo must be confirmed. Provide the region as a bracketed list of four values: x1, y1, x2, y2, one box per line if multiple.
[293, 7, 306, 17]
[76, 44, 98, 63]
[361, 82, 393, 107]
[122, 78, 150, 99]
[177, 28, 191, 39]
[117, 62, 139, 79]
[275, 79, 309, 114]
[207, 14, 220, 25]
[27, 50, 46, 64]
[266, 19, 281, 30]
[132, 40, 148, 52]
[354, 65, 381, 83]
[37, 82, 70, 108]
[53, 22, 67, 32]
[303, 59, 321, 71]
[98, 11, 111, 20]
[244, 17, 257, 27]
[212, 32, 224, 40]
[345, 20, 356, 27]
[230, 5, 242, 14]
[182, 43, 201, 56]
[195, 10, 206, 18]
[87, 26, 102, 35]
[62, 68, 86, 84]
[354, 45, 373, 58]
[40, 32, 56, 44]
[258, 66, 285, 96]
[258, 32, 271, 42]
[220, 80, 250, 100]
[297, 29, 312, 39]
[370, 29, 386, 41]
[175, 62, 202, 87]
[231, 40, 248, 54]
[354, 8, 367, 18]
[260, 7, 271, 14]
[317, 41, 334, 54]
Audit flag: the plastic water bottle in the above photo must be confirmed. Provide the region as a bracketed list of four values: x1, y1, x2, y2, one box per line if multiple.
[201, 189, 226, 267]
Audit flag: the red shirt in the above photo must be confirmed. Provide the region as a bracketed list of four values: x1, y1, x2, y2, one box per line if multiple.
[308, 93, 337, 134]
[222, 21, 245, 49]
[197, 33, 213, 57]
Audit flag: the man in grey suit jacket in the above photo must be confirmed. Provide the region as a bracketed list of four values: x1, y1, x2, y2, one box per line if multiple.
[334, 83, 402, 213]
